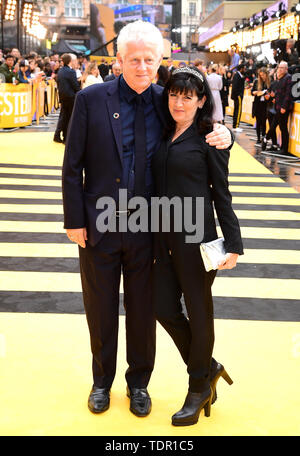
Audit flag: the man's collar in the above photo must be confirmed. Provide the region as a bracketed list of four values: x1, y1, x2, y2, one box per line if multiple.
[278, 72, 288, 80]
[119, 75, 152, 104]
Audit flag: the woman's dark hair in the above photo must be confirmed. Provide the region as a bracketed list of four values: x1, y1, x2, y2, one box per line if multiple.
[162, 66, 215, 137]
[156, 65, 169, 87]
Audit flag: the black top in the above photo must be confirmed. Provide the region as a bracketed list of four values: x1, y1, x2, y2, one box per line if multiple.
[275, 73, 294, 112]
[152, 124, 244, 254]
[220, 75, 230, 106]
[251, 78, 268, 117]
[104, 73, 116, 82]
[231, 71, 245, 100]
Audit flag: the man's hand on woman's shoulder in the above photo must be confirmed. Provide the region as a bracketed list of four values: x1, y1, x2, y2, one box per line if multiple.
[205, 123, 233, 149]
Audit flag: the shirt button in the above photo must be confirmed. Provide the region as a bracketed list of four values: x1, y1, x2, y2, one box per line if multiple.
[116, 178, 121, 183]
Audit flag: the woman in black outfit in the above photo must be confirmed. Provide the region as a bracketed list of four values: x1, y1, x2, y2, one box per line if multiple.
[219, 65, 230, 123]
[251, 67, 270, 145]
[262, 74, 279, 151]
[152, 67, 243, 426]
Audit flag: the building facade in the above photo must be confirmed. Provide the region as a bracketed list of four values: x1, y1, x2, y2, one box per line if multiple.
[180, 0, 202, 49]
[40, 0, 91, 53]
[39, 0, 169, 54]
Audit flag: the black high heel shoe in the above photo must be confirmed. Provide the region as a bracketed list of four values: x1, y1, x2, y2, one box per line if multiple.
[210, 363, 233, 405]
[171, 387, 213, 426]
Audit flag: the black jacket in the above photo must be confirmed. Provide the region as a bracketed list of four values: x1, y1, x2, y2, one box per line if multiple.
[275, 73, 294, 112]
[152, 124, 243, 254]
[231, 72, 245, 100]
[220, 75, 230, 106]
[251, 78, 268, 117]
[104, 73, 116, 82]
[98, 63, 109, 79]
[57, 65, 80, 100]
[62, 78, 165, 247]
[282, 49, 299, 66]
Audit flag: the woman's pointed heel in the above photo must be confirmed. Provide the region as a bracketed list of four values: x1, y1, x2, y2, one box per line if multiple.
[222, 369, 233, 385]
[204, 393, 212, 417]
[210, 363, 233, 405]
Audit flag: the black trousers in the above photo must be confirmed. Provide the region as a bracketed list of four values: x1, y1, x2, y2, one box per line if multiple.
[152, 231, 217, 393]
[54, 108, 63, 140]
[59, 97, 75, 142]
[79, 228, 155, 389]
[255, 102, 267, 140]
[266, 111, 278, 145]
[232, 96, 243, 128]
[266, 110, 290, 153]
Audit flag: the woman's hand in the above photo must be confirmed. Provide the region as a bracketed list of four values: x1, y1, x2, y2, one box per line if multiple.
[218, 253, 239, 270]
[205, 123, 232, 149]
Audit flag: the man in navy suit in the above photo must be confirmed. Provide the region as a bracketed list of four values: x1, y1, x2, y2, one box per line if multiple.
[62, 20, 233, 417]
[54, 53, 81, 144]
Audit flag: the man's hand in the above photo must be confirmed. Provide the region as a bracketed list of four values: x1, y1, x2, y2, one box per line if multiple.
[205, 123, 232, 149]
[218, 253, 239, 270]
[280, 108, 286, 114]
[66, 228, 87, 248]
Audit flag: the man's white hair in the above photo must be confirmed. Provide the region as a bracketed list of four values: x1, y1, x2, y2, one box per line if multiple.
[117, 20, 164, 58]
[279, 61, 288, 68]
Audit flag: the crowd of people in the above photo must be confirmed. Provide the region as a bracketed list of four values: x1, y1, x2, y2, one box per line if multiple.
[0, 40, 297, 156]
[165, 53, 295, 157]
[226, 43, 296, 157]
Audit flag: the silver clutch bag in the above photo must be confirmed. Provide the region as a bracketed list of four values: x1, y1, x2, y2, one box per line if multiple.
[200, 237, 227, 272]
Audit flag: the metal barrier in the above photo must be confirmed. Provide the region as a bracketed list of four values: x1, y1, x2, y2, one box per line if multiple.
[0, 79, 59, 129]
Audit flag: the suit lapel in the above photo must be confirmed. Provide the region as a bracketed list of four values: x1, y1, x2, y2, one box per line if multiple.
[106, 79, 123, 165]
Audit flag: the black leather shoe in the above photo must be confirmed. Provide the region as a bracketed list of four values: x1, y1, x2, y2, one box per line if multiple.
[172, 388, 212, 426]
[261, 137, 267, 151]
[210, 363, 233, 405]
[88, 386, 110, 413]
[126, 386, 151, 417]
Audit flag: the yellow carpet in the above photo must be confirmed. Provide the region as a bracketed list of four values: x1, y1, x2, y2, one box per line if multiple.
[0, 313, 299, 436]
[0, 131, 299, 436]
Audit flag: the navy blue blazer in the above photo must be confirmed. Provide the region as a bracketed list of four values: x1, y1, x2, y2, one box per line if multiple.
[62, 78, 165, 247]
